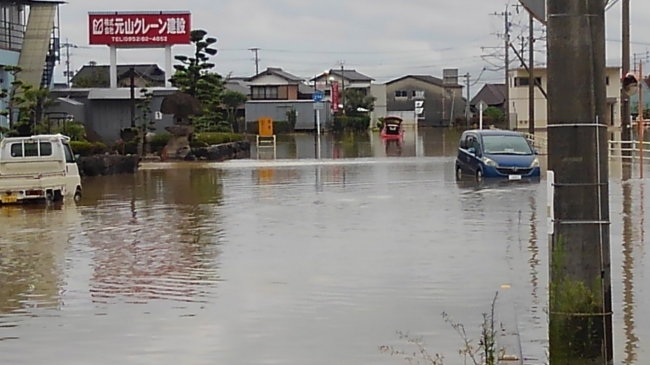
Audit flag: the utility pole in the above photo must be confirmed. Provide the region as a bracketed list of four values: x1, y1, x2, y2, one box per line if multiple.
[621, 0, 631, 156]
[504, 6, 511, 129]
[339, 60, 345, 112]
[249, 48, 260, 75]
[528, 13, 535, 134]
[547, 0, 612, 364]
[129, 67, 136, 128]
[464, 73, 471, 121]
[60, 39, 88, 87]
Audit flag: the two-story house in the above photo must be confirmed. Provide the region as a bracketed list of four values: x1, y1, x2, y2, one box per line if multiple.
[69, 63, 167, 88]
[1, 1, 61, 131]
[244, 67, 332, 131]
[385, 71, 465, 127]
[311, 68, 374, 100]
[508, 66, 621, 129]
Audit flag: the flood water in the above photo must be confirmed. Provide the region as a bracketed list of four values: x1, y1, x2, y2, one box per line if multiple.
[0, 129, 648, 364]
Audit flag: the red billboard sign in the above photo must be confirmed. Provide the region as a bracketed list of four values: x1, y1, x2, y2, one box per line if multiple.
[88, 12, 191, 46]
[331, 81, 340, 112]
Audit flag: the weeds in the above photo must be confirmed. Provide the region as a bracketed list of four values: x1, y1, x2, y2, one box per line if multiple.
[380, 292, 503, 365]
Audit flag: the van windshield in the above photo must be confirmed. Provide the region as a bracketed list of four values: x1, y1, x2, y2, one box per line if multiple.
[482, 135, 533, 155]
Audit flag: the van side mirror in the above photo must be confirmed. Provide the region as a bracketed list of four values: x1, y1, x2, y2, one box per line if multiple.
[468, 147, 476, 155]
[533, 149, 539, 155]
[74, 154, 80, 160]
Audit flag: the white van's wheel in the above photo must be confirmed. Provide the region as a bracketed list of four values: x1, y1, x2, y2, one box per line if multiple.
[74, 188, 82, 202]
[45, 191, 54, 204]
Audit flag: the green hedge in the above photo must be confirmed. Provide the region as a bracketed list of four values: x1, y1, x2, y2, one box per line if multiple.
[332, 115, 371, 134]
[69, 141, 108, 157]
[191, 132, 243, 148]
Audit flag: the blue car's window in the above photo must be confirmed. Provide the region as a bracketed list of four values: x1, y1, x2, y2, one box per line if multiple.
[482, 135, 532, 155]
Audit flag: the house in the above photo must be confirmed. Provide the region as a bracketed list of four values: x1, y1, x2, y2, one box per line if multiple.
[1, 0, 61, 130]
[244, 67, 330, 131]
[245, 67, 313, 101]
[224, 77, 251, 96]
[384, 70, 465, 127]
[311, 68, 374, 100]
[508, 66, 621, 129]
[470, 84, 507, 112]
[70, 63, 167, 88]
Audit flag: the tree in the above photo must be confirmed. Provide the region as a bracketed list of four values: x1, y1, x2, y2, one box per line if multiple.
[483, 106, 505, 122]
[0, 66, 53, 136]
[341, 89, 376, 117]
[221, 90, 247, 132]
[72, 69, 110, 88]
[170, 29, 225, 132]
[136, 88, 155, 154]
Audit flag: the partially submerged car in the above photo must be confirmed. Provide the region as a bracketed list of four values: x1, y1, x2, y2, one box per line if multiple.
[0, 134, 82, 204]
[455, 129, 540, 182]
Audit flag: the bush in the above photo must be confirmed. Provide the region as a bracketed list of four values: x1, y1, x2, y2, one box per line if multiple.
[190, 132, 243, 148]
[70, 141, 107, 157]
[332, 115, 370, 134]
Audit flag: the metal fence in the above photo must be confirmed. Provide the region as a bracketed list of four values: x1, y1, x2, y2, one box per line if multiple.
[0, 19, 24, 51]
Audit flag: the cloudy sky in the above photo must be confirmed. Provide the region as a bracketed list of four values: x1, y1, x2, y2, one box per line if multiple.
[57, 0, 650, 93]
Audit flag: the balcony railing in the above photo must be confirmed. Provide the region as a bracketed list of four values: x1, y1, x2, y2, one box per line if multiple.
[0, 20, 24, 52]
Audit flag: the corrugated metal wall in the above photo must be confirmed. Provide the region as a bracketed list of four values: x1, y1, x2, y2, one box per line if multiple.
[245, 100, 332, 131]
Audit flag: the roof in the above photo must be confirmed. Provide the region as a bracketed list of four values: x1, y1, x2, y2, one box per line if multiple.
[298, 83, 315, 94]
[246, 67, 303, 83]
[224, 79, 250, 95]
[312, 69, 374, 82]
[470, 83, 506, 106]
[70, 63, 166, 84]
[385, 75, 445, 86]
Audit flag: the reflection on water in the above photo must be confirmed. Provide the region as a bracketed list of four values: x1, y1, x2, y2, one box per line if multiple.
[622, 177, 638, 364]
[0, 131, 649, 364]
[80, 170, 224, 305]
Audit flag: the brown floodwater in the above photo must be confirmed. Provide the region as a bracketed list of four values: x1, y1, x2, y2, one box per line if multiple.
[0, 129, 647, 364]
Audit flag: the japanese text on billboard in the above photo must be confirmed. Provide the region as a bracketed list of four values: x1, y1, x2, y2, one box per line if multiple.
[89, 12, 191, 46]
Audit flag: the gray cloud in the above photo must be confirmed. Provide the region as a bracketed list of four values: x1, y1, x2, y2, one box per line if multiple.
[58, 0, 650, 91]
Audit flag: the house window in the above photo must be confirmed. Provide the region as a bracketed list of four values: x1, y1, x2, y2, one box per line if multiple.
[324, 90, 331, 96]
[606, 76, 610, 85]
[412, 90, 425, 98]
[514, 77, 542, 87]
[251, 86, 280, 100]
[395, 90, 408, 98]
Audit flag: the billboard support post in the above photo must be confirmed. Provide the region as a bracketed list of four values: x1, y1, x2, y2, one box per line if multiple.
[164, 45, 172, 87]
[109, 46, 117, 88]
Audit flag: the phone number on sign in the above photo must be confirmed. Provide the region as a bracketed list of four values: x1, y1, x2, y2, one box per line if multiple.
[110, 36, 168, 43]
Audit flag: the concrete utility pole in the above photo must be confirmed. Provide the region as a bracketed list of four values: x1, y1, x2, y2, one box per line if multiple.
[547, 0, 612, 363]
[129, 67, 136, 128]
[249, 48, 260, 75]
[504, 6, 511, 128]
[528, 14, 535, 134]
[621, 0, 631, 156]
[464, 73, 471, 121]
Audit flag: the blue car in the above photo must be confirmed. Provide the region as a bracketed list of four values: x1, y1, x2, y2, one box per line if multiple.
[455, 129, 541, 182]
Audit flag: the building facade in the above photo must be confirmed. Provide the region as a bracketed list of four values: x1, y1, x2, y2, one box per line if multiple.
[0, 1, 60, 130]
[385, 72, 465, 127]
[508, 66, 621, 129]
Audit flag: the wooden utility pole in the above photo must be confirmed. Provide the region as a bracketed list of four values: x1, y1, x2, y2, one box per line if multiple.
[528, 14, 535, 134]
[504, 6, 511, 128]
[547, 0, 613, 363]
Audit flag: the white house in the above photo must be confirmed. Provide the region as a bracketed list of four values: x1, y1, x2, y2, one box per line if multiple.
[508, 66, 621, 129]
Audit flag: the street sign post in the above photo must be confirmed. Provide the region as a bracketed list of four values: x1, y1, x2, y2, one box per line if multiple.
[313, 91, 324, 135]
[477, 100, 488, 129]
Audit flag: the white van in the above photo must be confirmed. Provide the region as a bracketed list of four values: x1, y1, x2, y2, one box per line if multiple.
[0, 134, 82, 204]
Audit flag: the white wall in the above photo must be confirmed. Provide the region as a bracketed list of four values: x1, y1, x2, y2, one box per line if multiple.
[508, 67, 621, 129]
[370, 84, 387, 124]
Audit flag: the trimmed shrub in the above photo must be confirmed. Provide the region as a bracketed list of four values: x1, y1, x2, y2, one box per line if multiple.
[149, 133, 172, 154]
[332, 115, 371, 134]
[190, 132, 244, 148]
[246, 121, 292, 134]
[70, 141, 107, 157]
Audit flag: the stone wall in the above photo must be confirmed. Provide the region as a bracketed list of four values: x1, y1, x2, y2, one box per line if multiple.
[187, 140, 251, 161]
[77, 155, 140, 177]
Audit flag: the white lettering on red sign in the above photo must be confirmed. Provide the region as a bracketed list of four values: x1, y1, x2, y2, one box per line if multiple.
[91, 16, 187, 37]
